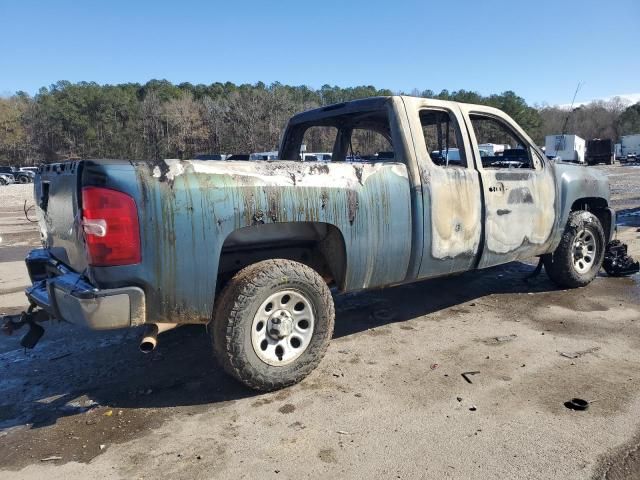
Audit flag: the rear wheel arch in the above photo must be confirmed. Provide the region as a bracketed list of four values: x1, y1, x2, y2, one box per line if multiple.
[215, 221, 348, 294]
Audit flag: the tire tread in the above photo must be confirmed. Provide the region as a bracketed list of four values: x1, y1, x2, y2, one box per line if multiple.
[543, 210, 605, 288]
[212, 259, 334, 391]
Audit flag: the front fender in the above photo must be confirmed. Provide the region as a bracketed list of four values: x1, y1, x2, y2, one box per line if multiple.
[549, 162, 611, 250]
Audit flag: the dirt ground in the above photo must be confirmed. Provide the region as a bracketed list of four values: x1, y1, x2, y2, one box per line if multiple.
[0, 165, 639, 480]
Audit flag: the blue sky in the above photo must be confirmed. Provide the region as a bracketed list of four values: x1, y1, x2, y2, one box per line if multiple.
[1, 0, 638, 105]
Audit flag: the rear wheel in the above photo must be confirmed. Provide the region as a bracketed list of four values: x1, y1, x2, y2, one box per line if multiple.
[212, 259, 335, 391]
[543, 210, 605, 288]
[18, 175, 29, 184]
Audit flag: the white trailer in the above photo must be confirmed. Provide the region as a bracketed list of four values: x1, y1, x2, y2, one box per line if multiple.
[478, 143, 509, 155]
[615, 143, 622, 158]
[620, 134, 640, 161]
[545, 134, 586, 164]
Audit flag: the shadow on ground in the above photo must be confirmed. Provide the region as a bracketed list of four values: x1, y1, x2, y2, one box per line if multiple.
[0, 260, 565, 433]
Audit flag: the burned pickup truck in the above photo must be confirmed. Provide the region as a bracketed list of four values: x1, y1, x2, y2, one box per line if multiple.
[2, 96, 620, 391]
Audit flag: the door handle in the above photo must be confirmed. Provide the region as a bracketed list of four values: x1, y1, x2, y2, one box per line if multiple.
[488, 182, 505, 193]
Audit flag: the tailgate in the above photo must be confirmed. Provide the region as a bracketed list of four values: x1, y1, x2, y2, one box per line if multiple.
[35, 161, 88, 272]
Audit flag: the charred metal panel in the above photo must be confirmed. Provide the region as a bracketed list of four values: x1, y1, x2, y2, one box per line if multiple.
[427, 168, 482, 260]
[455, 102, 562, 268]
[132, 159, 412, 324]
[401, 97, 484, 278]
[477, 165, 557, 267]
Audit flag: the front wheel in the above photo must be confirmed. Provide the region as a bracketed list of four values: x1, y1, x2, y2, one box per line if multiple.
[212, 259, 335, 391]
[543, 210, 605, 288]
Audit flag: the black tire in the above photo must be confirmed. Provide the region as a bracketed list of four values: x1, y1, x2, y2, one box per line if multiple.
[18, 175, 29, 184]
[212, 259, 335, 391]
[543, 210, 605, 288]
[0, 178, 5, 186]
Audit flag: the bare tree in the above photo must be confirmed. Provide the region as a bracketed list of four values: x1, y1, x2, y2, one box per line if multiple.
[141, 91, 165, 161]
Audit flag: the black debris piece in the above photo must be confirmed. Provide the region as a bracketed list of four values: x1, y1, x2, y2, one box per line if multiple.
[603, 240, 639, 277]
[564, 398, 589, 411]
[461, 371, 480, 384]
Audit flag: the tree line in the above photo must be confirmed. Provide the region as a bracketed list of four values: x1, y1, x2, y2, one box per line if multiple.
[1, 79, 639, 165]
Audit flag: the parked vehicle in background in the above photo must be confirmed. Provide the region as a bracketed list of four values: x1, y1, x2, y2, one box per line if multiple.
[619, 134, 640, 162]
[492, 148, 531, 168]
[430, 148, 464, 166]
[545, 134, 586, 164]
[20, 166, 39, 173]
[0, 166, 33, 183]
[615, 143, 622, 159]
[586, 138, 615, 165]
[193, 154, 227, 160]
[227, 154, 251, 160]
[250, 151, 279, 160]
[0, 173, 15, 185]
[5, 96, 615, 392]
[478, 143, 508, 156]
[18, 170, 35, 183]
[302, 153, 332, 162]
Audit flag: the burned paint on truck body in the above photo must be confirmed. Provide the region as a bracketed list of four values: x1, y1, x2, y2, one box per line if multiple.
[132, 159, 412, 324]
[29, 96, 614, 330]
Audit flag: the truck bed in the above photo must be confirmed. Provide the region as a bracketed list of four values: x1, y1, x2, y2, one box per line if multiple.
[33, 158, 413, 326]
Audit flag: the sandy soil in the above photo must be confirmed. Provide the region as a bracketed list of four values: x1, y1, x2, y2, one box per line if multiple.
[0, 166, 638, 480]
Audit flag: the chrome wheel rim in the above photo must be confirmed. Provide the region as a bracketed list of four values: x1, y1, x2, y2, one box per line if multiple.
[572, 229, 597, 274]
[251, 289, 315, 366]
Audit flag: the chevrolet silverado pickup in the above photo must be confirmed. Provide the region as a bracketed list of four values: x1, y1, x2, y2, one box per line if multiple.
[3, 96, 615, 391]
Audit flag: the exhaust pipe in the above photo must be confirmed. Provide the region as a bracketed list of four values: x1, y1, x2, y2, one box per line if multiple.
[139, 323, 178, 353]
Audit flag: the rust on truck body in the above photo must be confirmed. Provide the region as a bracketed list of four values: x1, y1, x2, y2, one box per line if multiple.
[135, 158, 412, 324]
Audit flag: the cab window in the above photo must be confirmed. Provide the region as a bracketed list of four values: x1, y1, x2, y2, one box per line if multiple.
[302, 126, 338, 157]
[348, 128, 393, 161]
[420, 110, 467, 168]
[470, 114, 536, 169]
[291, 109, 397, 163]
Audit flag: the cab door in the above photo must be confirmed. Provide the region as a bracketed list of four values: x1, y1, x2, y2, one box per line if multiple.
[402, 97, 483, 278]
[458, 105, 557, 268]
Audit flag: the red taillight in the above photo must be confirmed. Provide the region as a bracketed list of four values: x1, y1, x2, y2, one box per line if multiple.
[81, 187, 141, 266]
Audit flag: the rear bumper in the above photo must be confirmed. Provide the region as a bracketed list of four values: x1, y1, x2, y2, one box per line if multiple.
[25, 249, 145, 330]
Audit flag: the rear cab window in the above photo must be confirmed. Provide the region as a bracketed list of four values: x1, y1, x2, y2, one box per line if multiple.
[348, 129, 393, 162]
[419, 109, 468, 168]
[282, 105, 402, 164]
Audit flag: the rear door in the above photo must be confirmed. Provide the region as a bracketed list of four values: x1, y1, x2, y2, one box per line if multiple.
[458, 105, 557, 267]
[402, 97, 484, 278]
